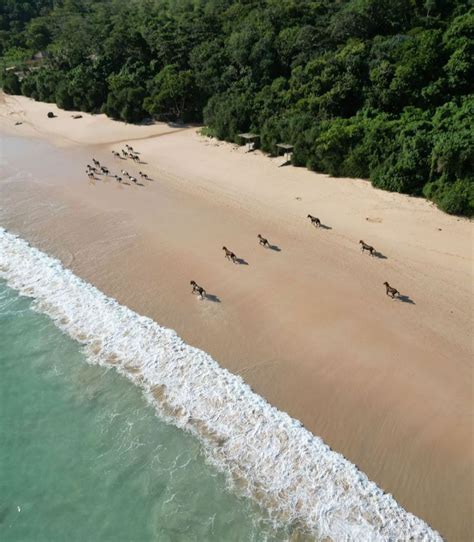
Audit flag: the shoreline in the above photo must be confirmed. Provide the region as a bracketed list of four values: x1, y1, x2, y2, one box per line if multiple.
[1, 94, 472, 540]
[0, 227, 442, 541]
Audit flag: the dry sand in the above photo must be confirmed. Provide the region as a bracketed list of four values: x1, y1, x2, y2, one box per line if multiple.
[1, 94, 473, 540]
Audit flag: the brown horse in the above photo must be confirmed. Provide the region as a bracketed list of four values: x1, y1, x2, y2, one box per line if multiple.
[307, 214, 321, 227]
[222, 246, 237, 263]
[257, 234, 270, 247]
[359, 240, 375, 255]
[190, 280, 206, 298]
[383, 282, 399, 298]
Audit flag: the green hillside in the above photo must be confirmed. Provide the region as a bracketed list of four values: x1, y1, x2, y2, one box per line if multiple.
[1, 0, 472, 215]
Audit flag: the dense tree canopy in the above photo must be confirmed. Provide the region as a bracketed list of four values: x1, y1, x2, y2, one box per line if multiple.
[1, 0, 472, 215]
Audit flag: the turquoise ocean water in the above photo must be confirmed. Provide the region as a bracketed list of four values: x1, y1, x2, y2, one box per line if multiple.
[0, 280, 289, 542]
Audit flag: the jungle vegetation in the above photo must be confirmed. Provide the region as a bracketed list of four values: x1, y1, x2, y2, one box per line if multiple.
[1, 0, 472, 215]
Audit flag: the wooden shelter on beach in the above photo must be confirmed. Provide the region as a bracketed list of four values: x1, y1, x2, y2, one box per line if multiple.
[276, 143, 294, 164]
[238, 133, 259, 152]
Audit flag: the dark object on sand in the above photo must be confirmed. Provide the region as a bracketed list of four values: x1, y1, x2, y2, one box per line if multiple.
[47, 112, 56, 118]
[72, 114, 82, 119]
[15, 121, 23, 126]
[383, 281, 399, 298]
[190, 280, 206, 298]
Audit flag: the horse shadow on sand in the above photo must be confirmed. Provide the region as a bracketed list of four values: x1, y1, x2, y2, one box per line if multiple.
[267, 244, 282, 252]
[235, 257, 249, 265]
[204, 293, 221, 303]
[396, 294, 415, 305]
[373, 250, 387, 260]
[319, 223, 332, 230]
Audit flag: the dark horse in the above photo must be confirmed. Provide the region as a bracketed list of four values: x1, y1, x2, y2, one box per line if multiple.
[307, 214, 321, 227]
[190, 280, 206, 298]
[359, 240, 375, 255]
[383, 281, 399, 298]
[257, 234, 270, 247]
[222, 246, 237, 263]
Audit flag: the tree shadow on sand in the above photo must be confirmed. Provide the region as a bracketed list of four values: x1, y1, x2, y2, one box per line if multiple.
[167, 121, 193, 129]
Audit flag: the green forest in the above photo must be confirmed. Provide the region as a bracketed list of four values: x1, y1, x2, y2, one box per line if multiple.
[1, 0, 472, 215]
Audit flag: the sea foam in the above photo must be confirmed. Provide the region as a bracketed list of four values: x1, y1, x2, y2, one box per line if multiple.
[0, 227, 442, 541]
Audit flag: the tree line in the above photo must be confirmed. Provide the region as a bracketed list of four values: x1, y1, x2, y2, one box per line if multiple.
[1, 0, 472, 215]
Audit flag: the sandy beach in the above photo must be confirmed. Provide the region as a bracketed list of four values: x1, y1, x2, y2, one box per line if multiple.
[1, 94, 472, 540]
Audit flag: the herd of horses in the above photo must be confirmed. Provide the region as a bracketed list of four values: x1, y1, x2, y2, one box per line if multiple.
[195, 215, 401, 302]
[85, 143, 401, 302]
[85, 146, 152, 185]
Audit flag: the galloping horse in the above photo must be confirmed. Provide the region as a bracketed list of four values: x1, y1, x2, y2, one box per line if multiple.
[190, 280, 206, 298]
[307, 214, 321, 227]
[257, 234, 270, 247]
[222, 246, 237, 263]
[383, 282, 399, 298]
[359, 240, 375, 255]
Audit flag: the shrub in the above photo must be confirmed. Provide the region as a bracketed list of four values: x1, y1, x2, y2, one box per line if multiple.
[2, 71, 20, 94]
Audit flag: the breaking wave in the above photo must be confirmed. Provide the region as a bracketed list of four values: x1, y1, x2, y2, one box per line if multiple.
[0, 227, 442, 541]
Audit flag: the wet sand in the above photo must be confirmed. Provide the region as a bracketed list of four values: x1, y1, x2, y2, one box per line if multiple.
[1, 94, 472, 540]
